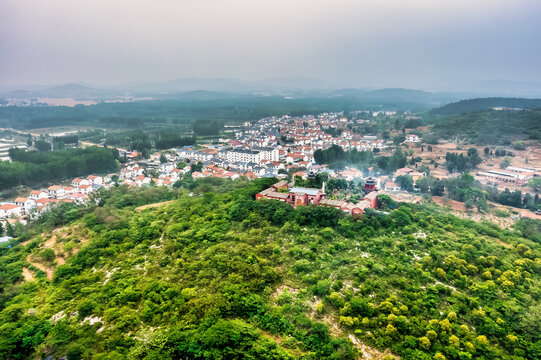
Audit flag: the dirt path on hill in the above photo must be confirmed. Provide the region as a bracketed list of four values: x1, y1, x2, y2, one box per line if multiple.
[135, 200, 175, 211]
[26, 254, 54, 280]
[22, 267, 34, 281]
[44, 235, 57, 248]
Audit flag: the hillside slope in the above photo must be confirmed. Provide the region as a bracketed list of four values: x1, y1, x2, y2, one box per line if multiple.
[432, 97, 541, 115]
[0, 181, 540, 359]
[428, 109, 541, 144]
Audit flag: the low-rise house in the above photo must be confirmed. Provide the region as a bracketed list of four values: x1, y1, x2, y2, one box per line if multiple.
[0, 203, 22, 218]
[72, 178, 90, 188]
[48, 185, 65, 199]
[29, 190, 48, 200]
[13, 197, 36, 214]
[171, 168, 181, 179]
[286, 153, 308, 164]
[160, 163, 176, 172]
[78, 184, 92, 194]
[87, 175, 103, 185]
[35, 198, 54, 211]
[191, 171, 205, 179]
[135, 175, 151, 186]
[244, 171, 258, 180]
[67, 193, 87, 205]
[384, 181, 401, 192]
[395, 167, 414, 177]
[405, 134, 421, 143]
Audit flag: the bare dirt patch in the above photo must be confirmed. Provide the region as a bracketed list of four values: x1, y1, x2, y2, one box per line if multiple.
[22, 226, 89, 281]
[432, 196, 467, 212]
[22, 267, 34, 281]
[493, 238, 512, 249]
[26, 254, 54, 280]
[349, 334, 396, 360]
[135, 200, 175, 211]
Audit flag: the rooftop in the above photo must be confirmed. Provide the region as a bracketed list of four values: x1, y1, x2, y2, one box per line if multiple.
[290, 187, 321, 196]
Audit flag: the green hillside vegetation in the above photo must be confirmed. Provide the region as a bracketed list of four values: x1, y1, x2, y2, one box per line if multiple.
[431, 98, 541, 115]
[428, 110, 541, 145]
[0, 180, 540, 359]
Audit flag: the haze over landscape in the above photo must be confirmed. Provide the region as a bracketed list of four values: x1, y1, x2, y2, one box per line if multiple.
[1, 2, 541, 360]
[2, 0, 541, 95]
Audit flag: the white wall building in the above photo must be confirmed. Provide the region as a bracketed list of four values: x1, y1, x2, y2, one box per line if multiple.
[226, 149, 261, 163]
[254, 147, 279, 162]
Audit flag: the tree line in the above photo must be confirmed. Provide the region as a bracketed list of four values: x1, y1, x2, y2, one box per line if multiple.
[0, 147, 119, 190]
[314, 145, 407, 173]
[396, 173, 541, 212]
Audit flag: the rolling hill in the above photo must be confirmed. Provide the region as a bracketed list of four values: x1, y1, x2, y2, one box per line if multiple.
[0, 180, 539, 359]
[431, 97, 541, 115]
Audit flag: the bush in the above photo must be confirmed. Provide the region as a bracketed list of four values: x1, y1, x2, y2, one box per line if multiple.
[78, 300, 97, 319]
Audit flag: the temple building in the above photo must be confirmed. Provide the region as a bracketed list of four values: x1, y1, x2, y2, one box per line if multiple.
[256, 179, 378, 216]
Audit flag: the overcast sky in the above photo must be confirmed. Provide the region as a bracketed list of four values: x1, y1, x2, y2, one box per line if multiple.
[1, 0, 540, 90]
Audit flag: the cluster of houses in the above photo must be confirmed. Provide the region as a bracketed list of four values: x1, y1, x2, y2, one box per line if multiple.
[0, 111, 425, 227]
[237, 113, 391, 154]
[0, 174, 108, 225]
[163, 113, 397, 182]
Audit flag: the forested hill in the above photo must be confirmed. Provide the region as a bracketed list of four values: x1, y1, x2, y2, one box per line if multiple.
[0, 179, 540, 359]
[428, 109, 541, 145]
[431, 97, 541, 115]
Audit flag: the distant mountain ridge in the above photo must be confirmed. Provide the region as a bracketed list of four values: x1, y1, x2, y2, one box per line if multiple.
[3, 83, 116, 99]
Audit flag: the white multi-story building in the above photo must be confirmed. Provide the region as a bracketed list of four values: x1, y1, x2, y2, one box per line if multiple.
[226, 149, 261, 163]
[253, 147, 279, 162]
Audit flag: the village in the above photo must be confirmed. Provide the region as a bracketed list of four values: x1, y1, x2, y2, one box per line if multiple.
[2, 111, 541, 237]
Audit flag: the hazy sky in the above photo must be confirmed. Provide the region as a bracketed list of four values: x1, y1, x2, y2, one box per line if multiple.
[1, 0, 540, 89]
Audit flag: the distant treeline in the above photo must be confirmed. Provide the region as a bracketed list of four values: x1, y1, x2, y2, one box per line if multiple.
[104, 130, 195, 157]
[155, 133, 196, 150]
[313, 144, 407, 173]
[193, 120, 224, 136]
[53, 135, 78, 144]
[0, 90, 454, 131]
[0, 147, 119, 190]
[432, 97, 541, 115]
[395, 173, 541, 212]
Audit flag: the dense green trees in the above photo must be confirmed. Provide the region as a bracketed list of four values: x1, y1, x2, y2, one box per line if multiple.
[0, 147, 119, 190]
[429, 109, 541, 144]
[154, 133, 195, 150]
[0, 179, 539, 359]
[396, 175, 414, 191]
[313, 145, 407, 173]
[445, 148, 482, 173]
[34, 140, 52, 152]
[193, 120, 225, 136]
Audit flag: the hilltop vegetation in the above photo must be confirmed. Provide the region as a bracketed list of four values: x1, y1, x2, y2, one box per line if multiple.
[420, 97, 541, 145]
[431, 98, 541, 115]
[427, 110, 541, 145]
[0, 180, 540, 359]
